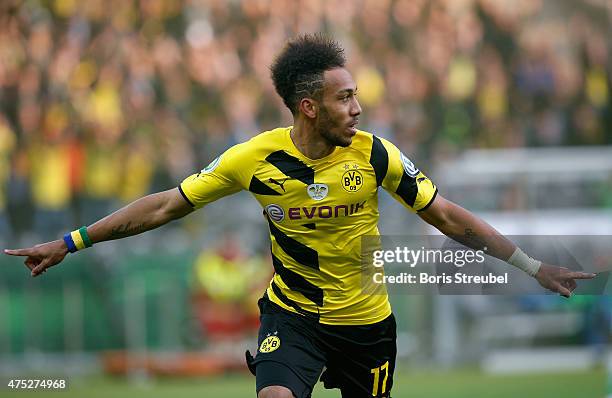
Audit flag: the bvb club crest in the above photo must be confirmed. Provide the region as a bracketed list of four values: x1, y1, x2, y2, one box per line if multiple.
[259, 335, 281, 353]
[307, 183, 328, 201]
[341, 164, 363, 192]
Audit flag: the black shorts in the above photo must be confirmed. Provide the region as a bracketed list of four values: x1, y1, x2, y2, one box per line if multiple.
[246, 296, 396, 398]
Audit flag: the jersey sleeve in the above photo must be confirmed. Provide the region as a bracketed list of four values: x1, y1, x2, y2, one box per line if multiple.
[179, 143, 252, 209]
[377, 137, 438, 212]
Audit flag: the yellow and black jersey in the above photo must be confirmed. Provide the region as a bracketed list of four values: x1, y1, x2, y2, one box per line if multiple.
[180, 127, 437, 325]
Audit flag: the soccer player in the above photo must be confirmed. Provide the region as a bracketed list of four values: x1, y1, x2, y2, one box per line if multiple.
[4, 35, 595, 398]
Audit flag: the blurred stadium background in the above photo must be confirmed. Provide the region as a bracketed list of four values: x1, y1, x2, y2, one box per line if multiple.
[0, 0, 611, 396]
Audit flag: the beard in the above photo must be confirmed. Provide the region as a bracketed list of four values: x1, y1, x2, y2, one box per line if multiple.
[315, 105, 352, 147]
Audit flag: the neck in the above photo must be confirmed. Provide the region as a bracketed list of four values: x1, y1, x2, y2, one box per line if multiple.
[290, 118, 335, 160]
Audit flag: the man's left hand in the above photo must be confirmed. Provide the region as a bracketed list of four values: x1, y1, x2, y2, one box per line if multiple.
[534, 264, 597, 298]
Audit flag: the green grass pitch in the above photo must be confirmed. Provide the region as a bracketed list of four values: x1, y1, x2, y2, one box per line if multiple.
[1, 369, 604, 397]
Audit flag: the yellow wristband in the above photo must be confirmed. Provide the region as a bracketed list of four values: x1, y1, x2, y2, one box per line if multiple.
[71, 230, 86, 251]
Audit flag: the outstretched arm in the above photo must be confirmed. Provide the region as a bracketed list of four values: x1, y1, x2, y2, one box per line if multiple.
[418, 194, 596, 297]
[4, 188, 193, 277]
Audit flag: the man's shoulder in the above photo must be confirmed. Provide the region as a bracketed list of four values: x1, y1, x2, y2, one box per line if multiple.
[351, 129, 401, 155]
[235, 127, 288, 151]
[226, 127, 289, 158]
[353, 128, 375, 142]
[349, 129, 379, 154]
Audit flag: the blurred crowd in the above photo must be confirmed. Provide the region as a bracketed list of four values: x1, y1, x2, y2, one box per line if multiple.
[0, 0, 611, 241]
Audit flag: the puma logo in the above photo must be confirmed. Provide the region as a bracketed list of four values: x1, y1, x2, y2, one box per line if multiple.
[268, 177, 289, 192]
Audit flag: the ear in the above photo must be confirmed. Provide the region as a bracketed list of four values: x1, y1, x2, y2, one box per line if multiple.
[298, 98, 318, 119]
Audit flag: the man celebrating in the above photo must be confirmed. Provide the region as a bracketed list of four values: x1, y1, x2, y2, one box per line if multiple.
[5, 34, 595, 398]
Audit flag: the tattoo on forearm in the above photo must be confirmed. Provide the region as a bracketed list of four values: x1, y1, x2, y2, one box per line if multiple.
[462, 228, 486, 250]
[109, 222, 147, 239]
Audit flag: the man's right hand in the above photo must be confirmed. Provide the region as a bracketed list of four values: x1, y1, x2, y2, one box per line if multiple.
[4, 240, 69, 277]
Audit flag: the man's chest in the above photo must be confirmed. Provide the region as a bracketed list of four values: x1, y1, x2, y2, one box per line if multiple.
[251, 155, 378, 224]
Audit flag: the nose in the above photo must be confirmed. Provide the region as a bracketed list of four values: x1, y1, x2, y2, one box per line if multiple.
[350, 97, 362, 117]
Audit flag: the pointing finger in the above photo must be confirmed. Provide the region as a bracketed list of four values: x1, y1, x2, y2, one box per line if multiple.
[564, 272, 597, 280]
[4, 248, 35, 257]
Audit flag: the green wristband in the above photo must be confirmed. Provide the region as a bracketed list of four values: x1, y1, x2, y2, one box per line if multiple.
[79, 226, 93, 248]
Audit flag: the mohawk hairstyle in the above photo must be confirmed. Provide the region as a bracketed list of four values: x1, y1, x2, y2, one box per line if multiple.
[270, 34, 346, 115]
